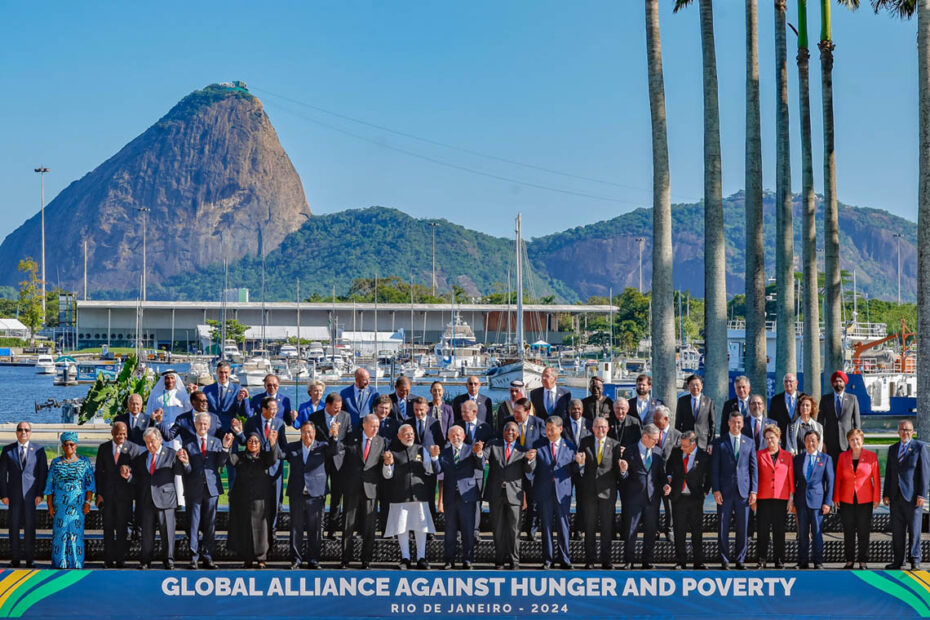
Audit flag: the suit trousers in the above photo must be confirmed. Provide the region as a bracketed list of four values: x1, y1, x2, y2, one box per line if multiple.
[756, 499, 788, 563]
[796, 503, 825, 564]
[140, 501, 176, 564]
[622, 497, 660, 564]
[291, 494, 325, 564]
[840, 501, 873, 562]
[571, 482, 584, 535]
[717, 494, 750, 564]
[583, 495, 617, 564]
[102, 498, 133, 564]
[891, 492, 923, 565]
[327, 471, 343, 537]
[8, 500, 37, 563]
[538, 495, 572, 565]
[443, 496, 477, 563]
[187, 491, 218, 562]
[342, 491, 378, 564]
[672, 495, 704, 565]
[490, 494, 522, 566]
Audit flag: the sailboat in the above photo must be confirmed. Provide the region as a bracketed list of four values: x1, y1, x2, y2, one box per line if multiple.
[485, 213, 545, 390]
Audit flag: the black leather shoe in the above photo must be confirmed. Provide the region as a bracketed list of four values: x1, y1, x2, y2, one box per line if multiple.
[462, 562, 472, 570]
[843, 562, 855, 569]
[399, 559, 410, 570]
[885, 563, 903, 570]
[758, 561, 767, 569]
[115, 562, 126, 569]
[602, 563, 614, 570]
[621, 562, 633, 570]
[416, 558, 430, 570]
[541, 562, 552, 570]
[24, 562, 34, 569]
[442, 562, 453, 570]
[360, 562, 370, 570]
[858, 562, 869, 570]
[774, 561, 784, 569]
[559, 563, 573, 570]
[339, 561, 349, 569]
[720, 563, 729, 570]
[912, 562, 922, 570]
[797, 563, 810, 569]
[308, 561, 320, 570]
[289, 561, 301, 570]
[494, 564, 505, 570]
[164, 560, 174, 570]
[190, 561, 200, 570]
[512, 562, 520, 570]
[8, 561, 20, 568]
[734, 562, 746, 570]
[673, 563, 685, 570]
[584, 562, 595, 570]
[694, 563, 707, 570]
[139, 562, 149, 570]
[642, 563, 654, 570]
[203, 559, 217, 569]
[814, 563, 825, 570]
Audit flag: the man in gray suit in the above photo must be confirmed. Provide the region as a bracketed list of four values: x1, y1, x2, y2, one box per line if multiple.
[819, 371, 861, 468]
[485, 421, 537, 569]
[675, 374, 715, 450]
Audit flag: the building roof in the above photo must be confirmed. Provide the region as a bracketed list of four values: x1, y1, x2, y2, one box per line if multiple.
[78, 300, 616, 313]
[0, 318, 28, 331]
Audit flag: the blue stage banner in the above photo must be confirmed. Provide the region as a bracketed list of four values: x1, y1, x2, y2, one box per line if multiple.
[3, 569, 930, 618]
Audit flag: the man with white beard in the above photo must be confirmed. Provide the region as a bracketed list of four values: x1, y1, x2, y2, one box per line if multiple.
[382, 424, 439, 569]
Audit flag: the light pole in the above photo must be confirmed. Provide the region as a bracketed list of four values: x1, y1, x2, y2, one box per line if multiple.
[893, 233, 902, 304]
[429, 221, 439, 296]
[34, 167, 49, 320]
[635, 237, 646, 293]
[137, 207, 150, 301]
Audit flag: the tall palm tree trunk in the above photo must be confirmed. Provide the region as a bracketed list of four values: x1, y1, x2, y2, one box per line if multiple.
[645, 0, 677, 418]
[820, 0, 842, 391]
[745, 0, 767, 394]
[797, 0, 821, 397]
[774, 0, 795, 386]
[917, 0, 930, 443]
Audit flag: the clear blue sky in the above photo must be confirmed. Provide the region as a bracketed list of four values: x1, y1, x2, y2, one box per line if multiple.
[0, 1, 918, 244]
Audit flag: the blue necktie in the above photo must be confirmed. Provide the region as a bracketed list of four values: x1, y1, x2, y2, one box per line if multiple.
[806, 456, 814, 482]
[644, 450, 652, 471]
[899, 442, 907, 461]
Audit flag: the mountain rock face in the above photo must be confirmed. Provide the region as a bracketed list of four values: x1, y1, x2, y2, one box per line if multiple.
[0, 83, 310, 290]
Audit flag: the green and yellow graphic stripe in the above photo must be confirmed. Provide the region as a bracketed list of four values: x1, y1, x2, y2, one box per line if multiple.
[0, 570, 89, 618]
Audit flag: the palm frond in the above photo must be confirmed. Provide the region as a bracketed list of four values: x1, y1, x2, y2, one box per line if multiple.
[673, 0, 695, 14]
[871, 0, 917, 18]
[836, 0, 860, 10]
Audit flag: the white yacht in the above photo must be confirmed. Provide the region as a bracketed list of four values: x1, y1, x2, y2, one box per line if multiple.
[35, 355, 56, 375]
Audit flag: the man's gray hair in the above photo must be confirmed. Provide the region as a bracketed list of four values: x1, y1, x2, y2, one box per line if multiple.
[654, 405, 670, 420]
[143, 427, 162, 441]
[545, 415, 564, 428]
[642, 423, 660, 437]
[734, 375, 750, 386]
[681, 430, 697, 443]
[569, 398, 583, 409]
[194, 412, 212, 424]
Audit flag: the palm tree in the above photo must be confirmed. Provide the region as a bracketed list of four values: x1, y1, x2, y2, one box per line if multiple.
[645, 0, 677, 418]
[775, 0, 796, 385]
[794, 0, 822, 397]
[745, 0, 768, 394]
[673, 0, 727, 408]
[870, 0, 930, 444]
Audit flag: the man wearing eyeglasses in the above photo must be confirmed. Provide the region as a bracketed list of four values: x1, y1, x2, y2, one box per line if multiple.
[452, 376, 493, 428]
[0, 422, 48, 568]
[883, 421, 930, 570]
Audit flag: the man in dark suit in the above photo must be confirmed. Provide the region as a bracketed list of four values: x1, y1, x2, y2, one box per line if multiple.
[249, 373, 294, 426]
[453, 375, 494, 426]
[123, 427, 186, 569]
[336, 414, 386, 568]
[389, 376, 413, 422]
[793, 429, 834, 569]
[768, 373, 802, 446]
[883, 420, 930, 570]
[577, 417, 621, 569]
[581, 376, 613, 421]
[531, 417, 581, 569]
[405, 396, 444, 521]
[608, 398, 642, 451]
[653, 406, 681, 543]
[455, 399, 496, 445]
[820, 370, 862, 467]
[0, 421, 48, 568]
[618, 423, 667, 568]
[485, 421, 536, 569]
[743, 394, 778, 452]
[720, 375, 752, 437]
[309, 393, 351, 539]
[500, 398, 544, 540]
[711, 410, 758, 569]
[202, 361, 251, 432]
[666, 431, 711, 569]
[339, 367, 379, 426]
[177, 412, 231, 569]
[530, 367, 571, 420]
[373, 396, 400, 531]
[155, 390, 225, 446]
[234, 396, 288, 537]
[675, 374, 716, 450]
[629, 374, 663, 426]
[435, 426, 485, 568]
[564, 398, 591, 540]
[282, 420, 337, 569]
[95, 421, 143, 567]
[114, 393, 155, 447]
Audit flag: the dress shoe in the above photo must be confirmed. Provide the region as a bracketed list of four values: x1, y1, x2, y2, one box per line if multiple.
[339, 561, 350, 569]
[203, 559, 217, 570]
[307, 561, 320, 569]
[621, 563, 633, 570]
[289, 561, 301, 570]
[24, 562, 34, 569]
[494, 564, 505, 570]
[641, 563, 654, 570]
[8, 561, 20, 568]
[814, 564, 825, 570]
[399, 559, 410, 570]
[584, 563, 596, 570]
[913, 562, 923, 570]
[559, 563, 573, 570]
[694, 563, 707, 570]
[360, 562, 370, 570]
[720, 563, 730, 570]
[442, 562, 454, 570]
[511, 562, 520, 570]
[541, 562, 552, 570]
[843, 562, 855, 569]
[242, 561, 253, 569]
[885, 563, 903, 570]
[734, 562, 746, 570]
[673, 563, 685, 570]
[115, 562, 126, 569]
[797, 563, 810, 569]
[163, 560, 174, 570]
[758, 561, 767, 569]
[257, 562, 266, 569]
[139, 562, 150, 570]
[105, 561, 116, 569]
[416, 558, 430, 570]
[190, 560, 200, 570]
[462, 562, 472, 570]
[774, 561, 784, 569]
[602, 563, 614, 570]
[858, 562, 869, 570]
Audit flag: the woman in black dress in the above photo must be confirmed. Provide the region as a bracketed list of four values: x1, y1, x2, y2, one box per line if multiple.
[227, 431, 279, 568]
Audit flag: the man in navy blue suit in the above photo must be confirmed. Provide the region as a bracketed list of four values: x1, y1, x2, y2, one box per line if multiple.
[309, 393, 351, 539]
[711, 410, 758, 569]
[233, 396, 288, 537]
[95, 421, 143, 568]
[619, 423, 668, 569]
[793, 429, 834, 569]
[743, 395, 778, 452]
[435, 425, 485, 568]
[113, 393, 155, 447]
[562, 399, 590, 541]
[340, 368, 379, 426]
[455, 400, 496, 445]
[530, 367, 572, 420]
[883, 420, 930, 570]
[155, 390, 225, 445]
[452, 376, 494, 426]
[203, 361, 252, 431]
[0, 421, 48, 568]
[282, 420, 338, 569]
[177, 413, 232, 569]
[389, 376, 413, 422]
[250, 374, 294, 427]
[531, 416, 582, 569]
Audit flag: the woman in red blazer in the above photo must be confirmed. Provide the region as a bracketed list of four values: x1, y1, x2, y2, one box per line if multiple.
[755, 424, 795, 568]
[833, 428, 881, 569]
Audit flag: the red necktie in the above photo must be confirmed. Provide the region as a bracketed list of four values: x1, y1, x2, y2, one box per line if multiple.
[114, 446, 119, 465]
[363, 437, 371, 461]
[505, 443, 512, 461]
[265, 421, 270, 439]
[551, 443, 557, 460]
[149, 454, 156, 475]
[682, 453, 689, 492]
[201, 438, 207, 457]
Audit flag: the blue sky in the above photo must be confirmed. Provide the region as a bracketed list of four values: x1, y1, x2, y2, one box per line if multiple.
[0, 1, 919, 243]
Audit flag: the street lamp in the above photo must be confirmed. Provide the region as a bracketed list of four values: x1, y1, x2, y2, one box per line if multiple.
[34, 167, 49, 320]
[635, 237, 647, 293]
[429, 221, 439, 296]
[892, 233, 902, 304]
[137, 207, 150, 301]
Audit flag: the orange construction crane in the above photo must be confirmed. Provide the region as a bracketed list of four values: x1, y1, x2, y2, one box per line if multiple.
[851, 318, 914, 374]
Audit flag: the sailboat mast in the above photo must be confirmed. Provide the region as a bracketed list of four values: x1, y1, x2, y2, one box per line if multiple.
[374, 273, 379, 391]
[296, 278, 301, 396]
[516, 214, 525, 359]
